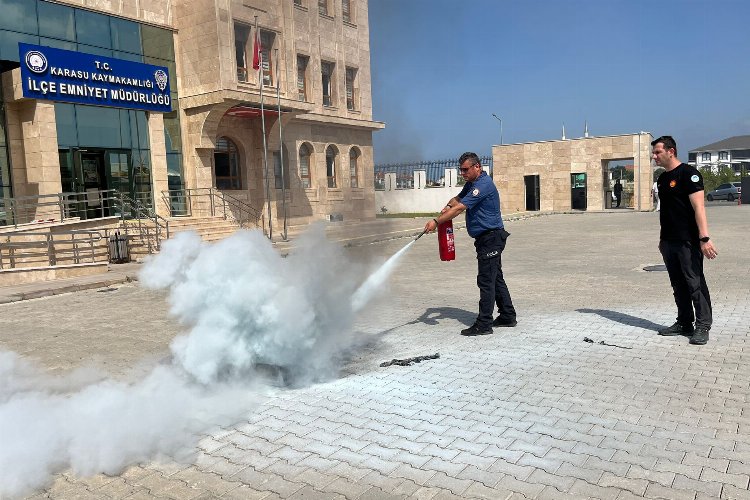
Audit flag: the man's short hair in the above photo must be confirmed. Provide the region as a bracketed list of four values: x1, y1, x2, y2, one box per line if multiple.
[458, 152, 480, 166]
[651, 135, 677, 154]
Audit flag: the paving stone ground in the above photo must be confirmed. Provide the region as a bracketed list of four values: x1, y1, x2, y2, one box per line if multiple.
[2, 206, 749, 499]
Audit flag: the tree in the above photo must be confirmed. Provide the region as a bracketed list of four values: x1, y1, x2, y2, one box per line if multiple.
[699, 165, 739, 194]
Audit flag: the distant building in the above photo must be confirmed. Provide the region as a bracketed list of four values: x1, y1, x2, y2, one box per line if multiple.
[688, 135, 750, 174]
[494, 133, 654, 212]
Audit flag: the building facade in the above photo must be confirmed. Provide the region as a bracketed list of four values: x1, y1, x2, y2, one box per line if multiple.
[688, 135, 750, 175]
[493, 133, 654, 213]
[0, 0, 382, 234]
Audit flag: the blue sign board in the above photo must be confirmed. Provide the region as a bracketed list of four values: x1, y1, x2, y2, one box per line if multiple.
[19, 43, 172, 113]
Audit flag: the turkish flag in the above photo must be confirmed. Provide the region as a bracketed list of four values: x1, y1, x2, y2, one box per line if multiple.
[252, 30, 261, 70]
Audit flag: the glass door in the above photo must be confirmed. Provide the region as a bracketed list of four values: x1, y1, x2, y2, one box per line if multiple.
[106, 150, 131, 217]
[79, 150, 107, 218]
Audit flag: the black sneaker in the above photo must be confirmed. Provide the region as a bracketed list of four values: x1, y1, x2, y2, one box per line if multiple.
[658, 322, 694, 336]
[493, 317, 517, 327]
[689, 327, 710, 345]
[461, 325, 493, 336]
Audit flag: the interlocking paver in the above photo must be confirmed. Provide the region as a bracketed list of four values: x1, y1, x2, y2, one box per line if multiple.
[7, 209, 750, 500]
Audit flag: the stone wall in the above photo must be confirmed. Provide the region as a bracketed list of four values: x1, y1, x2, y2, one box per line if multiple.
[494, 133, 654, 213]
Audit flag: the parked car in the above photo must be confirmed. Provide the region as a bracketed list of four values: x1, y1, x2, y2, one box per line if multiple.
[707, 182, 741, 201]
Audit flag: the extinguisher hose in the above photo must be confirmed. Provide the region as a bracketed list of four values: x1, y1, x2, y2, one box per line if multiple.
[414, 228, 428, 241]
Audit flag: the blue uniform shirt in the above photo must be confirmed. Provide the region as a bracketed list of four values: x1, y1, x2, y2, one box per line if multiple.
[457, 170, 504, 238]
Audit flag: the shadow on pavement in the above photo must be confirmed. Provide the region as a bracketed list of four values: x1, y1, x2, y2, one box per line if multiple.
[577, 308, 663, 331]
[407, 306, 475, 327]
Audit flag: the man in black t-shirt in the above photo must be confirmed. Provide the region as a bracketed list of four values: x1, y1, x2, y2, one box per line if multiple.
[652, 136, 718, 345]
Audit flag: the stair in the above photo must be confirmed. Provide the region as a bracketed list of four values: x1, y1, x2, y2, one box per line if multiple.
[166, 216, 242, 242]
[123, 216, 244, 261]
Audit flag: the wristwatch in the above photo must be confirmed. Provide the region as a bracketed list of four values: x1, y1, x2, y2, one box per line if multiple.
[699, 236, 710, 243]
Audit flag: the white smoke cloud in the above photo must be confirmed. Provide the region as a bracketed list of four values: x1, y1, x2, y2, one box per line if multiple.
[143, 226, 373, 385]
[0, 356, 260, 498]
[0, 225, 412, 498]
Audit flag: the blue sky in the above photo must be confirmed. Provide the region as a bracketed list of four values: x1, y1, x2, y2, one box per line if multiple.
[368, 0, 750, 163]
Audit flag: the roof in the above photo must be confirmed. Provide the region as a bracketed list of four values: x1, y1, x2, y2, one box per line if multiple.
[690, 135, 750, 152]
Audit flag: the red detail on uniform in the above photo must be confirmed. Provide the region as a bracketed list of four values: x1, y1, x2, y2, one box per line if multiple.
[438, 220, 456, 261]
[669, 180, 677, 188]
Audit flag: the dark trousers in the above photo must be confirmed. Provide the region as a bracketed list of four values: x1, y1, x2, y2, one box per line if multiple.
[659, 240, 712, 329]
[474, 229, 516, 328]
[615, 194, 622, 207]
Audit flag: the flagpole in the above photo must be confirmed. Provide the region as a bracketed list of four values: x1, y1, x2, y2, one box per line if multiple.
[275, 48, 288, 241]
[256, 16, 272, 240]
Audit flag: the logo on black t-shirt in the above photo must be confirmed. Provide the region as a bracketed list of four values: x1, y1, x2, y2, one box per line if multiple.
[669, 180, 676, 188]
[690, 174, 699, 183]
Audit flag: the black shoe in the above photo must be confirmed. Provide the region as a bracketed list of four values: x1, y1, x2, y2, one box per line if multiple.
[493, 317, 517, 327]
[461, 325, 493, 336]
[689, 327, 709, 345]
[658, 322, 694, 336]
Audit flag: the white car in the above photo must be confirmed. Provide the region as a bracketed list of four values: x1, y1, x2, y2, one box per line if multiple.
[706, 182, 741, 201]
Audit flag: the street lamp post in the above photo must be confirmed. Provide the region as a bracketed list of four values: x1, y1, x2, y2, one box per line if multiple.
[492, 114, 503, 145]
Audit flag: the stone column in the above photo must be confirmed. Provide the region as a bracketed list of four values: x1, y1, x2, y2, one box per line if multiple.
[6, 100, 61, 220]
[148, 112, 170, 217]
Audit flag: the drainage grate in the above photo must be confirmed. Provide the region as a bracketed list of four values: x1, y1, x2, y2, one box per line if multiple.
[643, 265, 667, 272]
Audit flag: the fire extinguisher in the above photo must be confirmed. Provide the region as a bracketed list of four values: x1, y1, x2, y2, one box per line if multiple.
[437, 220, 456, 261]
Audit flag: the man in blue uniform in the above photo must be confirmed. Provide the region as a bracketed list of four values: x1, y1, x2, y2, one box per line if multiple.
[423, 152, 516, 336]
[652, 136, 718, 345]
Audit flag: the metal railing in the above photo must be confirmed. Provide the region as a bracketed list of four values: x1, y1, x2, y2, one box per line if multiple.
[0, 189, 121, 227]
[374, 155, 493, 191]
[0, 189, 169, 256]
[0, 229, 104, 270]
[161, 188, 265, 233]
[117, 192, 170, 253]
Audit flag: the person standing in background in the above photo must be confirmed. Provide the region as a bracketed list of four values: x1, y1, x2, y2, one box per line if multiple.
[614, 179, 623, 208]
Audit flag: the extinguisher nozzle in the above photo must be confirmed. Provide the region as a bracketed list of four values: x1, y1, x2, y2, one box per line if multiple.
[414, 229, 428, 241]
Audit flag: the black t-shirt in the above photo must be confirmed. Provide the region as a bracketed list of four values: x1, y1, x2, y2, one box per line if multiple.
[657, 163, 704, 241]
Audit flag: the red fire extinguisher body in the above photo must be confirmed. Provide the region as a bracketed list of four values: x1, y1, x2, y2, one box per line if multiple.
[438, 220, 456, 261]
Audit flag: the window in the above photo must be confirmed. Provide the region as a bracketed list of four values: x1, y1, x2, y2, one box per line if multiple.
[319, 0, 329, 16]
[345, 67, 357, 110]
[214, 137, 241, 189]
[719, 151, 729, 161]
[299, 144, 313, 188]
[234, 23, 251, 82]
[326, 145, 338, 188]
[701, 152, 711, 162]
[75, 9, 111, 49]
[342, 0, 352, 23]
[349, 147, 360, 188]
[297, 55, 309, 101]
[260, 30, 275, 87]
[294, 0, 303, 5]
[321, 61, 334, 107]
[273, 148, 290, 189]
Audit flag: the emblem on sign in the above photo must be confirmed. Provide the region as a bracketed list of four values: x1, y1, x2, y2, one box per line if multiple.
[25, 50, 48, 74]
[154, 69, 168, 92]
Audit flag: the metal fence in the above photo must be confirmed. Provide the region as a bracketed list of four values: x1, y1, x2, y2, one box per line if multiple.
[374, 155, 493, 190]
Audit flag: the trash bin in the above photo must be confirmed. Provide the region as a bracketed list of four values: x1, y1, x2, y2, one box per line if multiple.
[604, 190, 613, 209]
[108, 231, 130, 263]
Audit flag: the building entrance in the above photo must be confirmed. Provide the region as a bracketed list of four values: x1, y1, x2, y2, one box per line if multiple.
[60, 148, 146, 218]
[524, 175, 540, 211]
[571, 173, 587, 210]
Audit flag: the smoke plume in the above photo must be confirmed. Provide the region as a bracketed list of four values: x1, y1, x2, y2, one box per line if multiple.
[0, 226, 409, 498]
